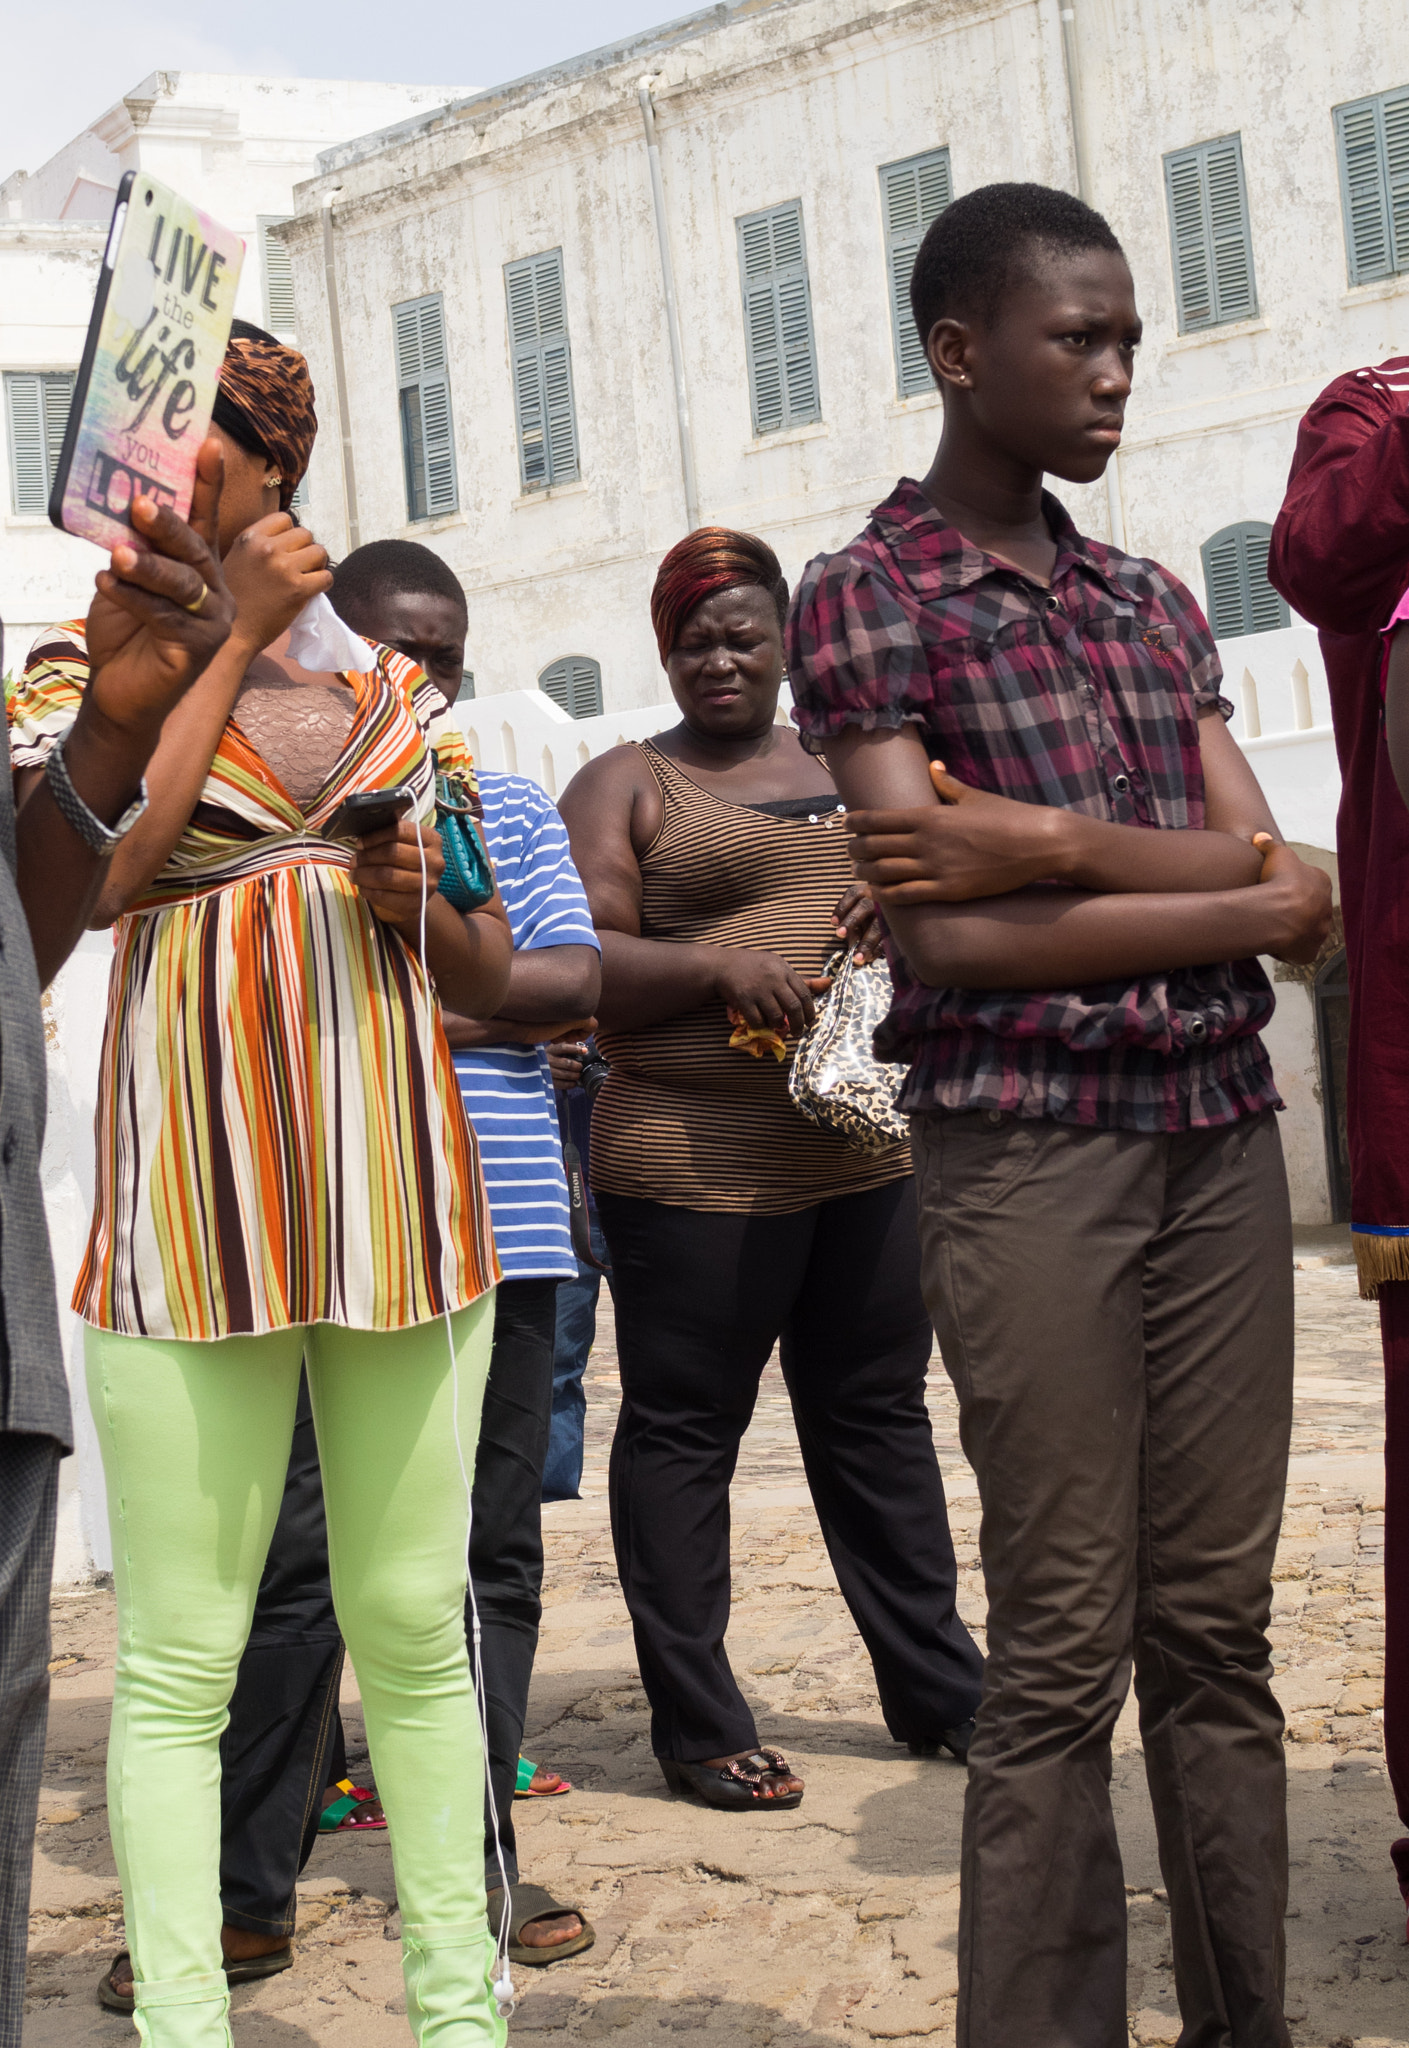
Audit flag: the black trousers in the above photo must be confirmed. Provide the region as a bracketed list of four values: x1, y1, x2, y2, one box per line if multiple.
[220, 1372, 343, 1938]
[219, 1278, 560, 1923]
[0, 1434, 59, 2048]
[598, 1178, 983, 1762]
[467, 1278, 558, 1889]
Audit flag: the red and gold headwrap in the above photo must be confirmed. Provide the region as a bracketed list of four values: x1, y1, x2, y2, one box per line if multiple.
[214, 328, 317, 511]
[649, 526, 787, 666]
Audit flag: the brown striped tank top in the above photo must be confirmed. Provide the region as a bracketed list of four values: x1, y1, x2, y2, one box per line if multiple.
[591, 741, 910, 1214]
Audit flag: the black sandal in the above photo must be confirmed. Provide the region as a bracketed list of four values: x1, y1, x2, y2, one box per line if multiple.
[96, 1945, 293, 2016]
[486, 1883, 595, 1967]
[659, 1747, 804, 1810]
[907, 1718, 977, 1763]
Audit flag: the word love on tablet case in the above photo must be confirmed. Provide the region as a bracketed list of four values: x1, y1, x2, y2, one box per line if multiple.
[49, 170, 244, 551]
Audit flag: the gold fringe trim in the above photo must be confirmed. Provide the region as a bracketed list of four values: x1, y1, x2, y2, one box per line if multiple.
[1352, 1231, 1409, 1300]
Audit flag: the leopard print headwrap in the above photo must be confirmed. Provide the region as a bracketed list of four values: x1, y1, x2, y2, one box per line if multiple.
[214, 332, 317, 511]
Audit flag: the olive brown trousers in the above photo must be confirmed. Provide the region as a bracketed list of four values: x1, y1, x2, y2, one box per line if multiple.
[912, 1108, 1294, 2048]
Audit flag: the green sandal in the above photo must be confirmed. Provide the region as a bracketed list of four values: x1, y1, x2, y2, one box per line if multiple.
[514, 1755, 572, 1798]
[318, 1777, 387, 1832]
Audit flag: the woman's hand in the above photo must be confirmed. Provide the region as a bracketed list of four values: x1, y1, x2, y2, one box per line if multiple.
[349, 819, 445, 933]
[710, 947, 829, 1036]
[833, 882, 885, 965]
[84, 438, 236, 744]
[221, 510, 332, 654]
[847, 761, 1070, 905]
[1251, 833, 1334, 965]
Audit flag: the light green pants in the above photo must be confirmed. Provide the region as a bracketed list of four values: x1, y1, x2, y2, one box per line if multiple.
[85, 1303, 507, 2048]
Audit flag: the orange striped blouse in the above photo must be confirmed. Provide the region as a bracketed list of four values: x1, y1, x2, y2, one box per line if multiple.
[11, 623, 500, 1341]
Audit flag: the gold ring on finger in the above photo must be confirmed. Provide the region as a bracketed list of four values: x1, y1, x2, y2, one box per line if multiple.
[182, 581, 209, 616]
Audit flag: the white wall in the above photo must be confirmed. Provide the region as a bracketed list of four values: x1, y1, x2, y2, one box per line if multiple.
[0, 226, 106, 662]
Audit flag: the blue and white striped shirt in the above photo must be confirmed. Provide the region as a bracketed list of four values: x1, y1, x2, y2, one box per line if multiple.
[453, 773, 599, 1282]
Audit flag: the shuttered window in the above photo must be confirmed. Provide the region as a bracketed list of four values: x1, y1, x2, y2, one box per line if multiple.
[539, 656, 602, 720]
[393, 294, 458, 522]
[1334, 86, 1409, 285]
[737, 201, 820, 436]
[880, 149, 953, 397]
[4, 370, 75, 515]
[457, 671, 475, 704]
[1200, 522, 1288, 638]
[1163, 136, 1258, 331]
[258, 217, 296, 335]
[505, 250, 579, 490]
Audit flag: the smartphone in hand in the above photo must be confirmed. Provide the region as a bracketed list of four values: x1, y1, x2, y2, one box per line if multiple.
[49, 172, 243, 551]
[323, 787, 417, 843]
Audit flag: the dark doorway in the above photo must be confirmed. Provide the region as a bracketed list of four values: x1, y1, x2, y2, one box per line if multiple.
[1314, 948, 1351, 1222]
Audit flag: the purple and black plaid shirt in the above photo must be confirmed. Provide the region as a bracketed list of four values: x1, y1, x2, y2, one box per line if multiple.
[785, 479, 1279, 1132]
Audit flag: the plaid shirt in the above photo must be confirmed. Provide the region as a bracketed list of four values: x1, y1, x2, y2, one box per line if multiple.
[785, 480, 1279, 1132]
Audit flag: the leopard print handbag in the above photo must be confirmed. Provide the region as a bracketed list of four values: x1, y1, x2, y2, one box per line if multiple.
[788, 947, 908, 1153]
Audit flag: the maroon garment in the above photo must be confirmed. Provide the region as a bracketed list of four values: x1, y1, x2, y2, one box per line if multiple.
[1270, 359, 1409, 1869]
[1269, 358, 1409, 1273]
[1385, 1282, 1409, 1864]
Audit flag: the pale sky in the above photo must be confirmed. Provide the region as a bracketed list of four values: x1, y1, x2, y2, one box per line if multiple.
[4, 1, 684, 182]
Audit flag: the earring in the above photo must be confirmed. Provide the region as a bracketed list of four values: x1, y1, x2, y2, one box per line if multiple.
[267, 473, 283, 489]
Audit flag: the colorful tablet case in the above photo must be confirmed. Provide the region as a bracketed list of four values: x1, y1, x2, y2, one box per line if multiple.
[49, 171, 244, 550]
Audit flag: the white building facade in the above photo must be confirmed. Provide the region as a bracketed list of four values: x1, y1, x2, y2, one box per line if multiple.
[281, 0, 1407, 712]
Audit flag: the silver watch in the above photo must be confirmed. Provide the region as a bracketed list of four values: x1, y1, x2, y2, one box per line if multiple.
[44, 731, 149, 855]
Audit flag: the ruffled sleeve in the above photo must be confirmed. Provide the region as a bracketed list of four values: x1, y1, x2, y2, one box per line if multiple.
[9, 621, 89, 769]
[785, 549, 934, 756]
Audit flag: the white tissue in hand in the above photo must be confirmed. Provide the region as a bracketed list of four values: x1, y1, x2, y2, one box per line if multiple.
[286, 593, 376, 673]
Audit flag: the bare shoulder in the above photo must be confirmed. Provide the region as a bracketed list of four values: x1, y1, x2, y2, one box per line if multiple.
[560, 743, 657, 823]
[562, 743, 665, 868]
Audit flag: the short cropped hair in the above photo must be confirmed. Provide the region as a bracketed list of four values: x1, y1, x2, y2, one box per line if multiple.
[330, 540, 467, 626]
[910, 182, 1123, 347]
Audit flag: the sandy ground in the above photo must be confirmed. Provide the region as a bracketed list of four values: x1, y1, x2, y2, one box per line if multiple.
[23, 1254, 1406, 2048]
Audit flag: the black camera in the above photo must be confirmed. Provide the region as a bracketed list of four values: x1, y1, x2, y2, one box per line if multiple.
[578, 1049, 610, 1100]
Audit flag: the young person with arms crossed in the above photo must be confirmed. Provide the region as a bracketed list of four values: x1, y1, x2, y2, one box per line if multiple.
[786, 184, 1331, 2048]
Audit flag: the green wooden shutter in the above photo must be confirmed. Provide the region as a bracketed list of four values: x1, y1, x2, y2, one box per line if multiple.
[5, 370, 75, 514]
[258, 217, 296, 334]
[539, 656, 602, 719]
[505, 250, 579, 490]
[1163, 136, 1257, 331]
[1199, 522, 1289, 638]
[392, 294, 458, 522]
[880, 149, 952, 397]
[737, 201, 820, 436]
[1335, 86, 1409, 285]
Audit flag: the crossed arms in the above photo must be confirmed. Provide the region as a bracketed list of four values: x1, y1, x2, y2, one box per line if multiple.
[825, 714, 1331, 988]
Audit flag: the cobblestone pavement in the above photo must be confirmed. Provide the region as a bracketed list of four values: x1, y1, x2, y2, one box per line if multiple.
[24, 1263, 1406, 2048]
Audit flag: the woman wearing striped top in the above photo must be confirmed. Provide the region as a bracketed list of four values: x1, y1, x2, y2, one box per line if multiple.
[559, 528, 982, 1812]
[10, 329, 512, 2048]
